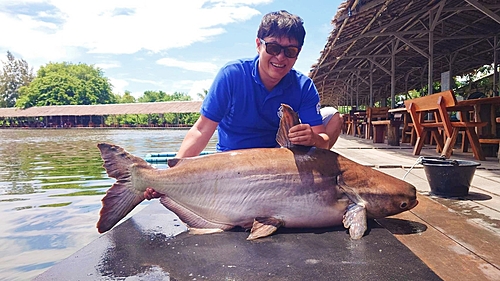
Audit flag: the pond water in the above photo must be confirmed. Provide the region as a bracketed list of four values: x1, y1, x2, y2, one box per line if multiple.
[0, 128, 217, 281]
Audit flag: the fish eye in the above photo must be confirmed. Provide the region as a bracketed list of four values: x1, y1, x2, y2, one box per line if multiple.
[400, 202, 408, 209]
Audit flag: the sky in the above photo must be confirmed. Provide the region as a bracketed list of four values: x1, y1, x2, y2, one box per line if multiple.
[0, 0, 343, 100]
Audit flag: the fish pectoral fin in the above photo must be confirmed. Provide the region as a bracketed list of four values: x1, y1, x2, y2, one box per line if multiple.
[247, 217, 283, 240]
[188, 227, 224, 235]
[342, 203, 368, 239]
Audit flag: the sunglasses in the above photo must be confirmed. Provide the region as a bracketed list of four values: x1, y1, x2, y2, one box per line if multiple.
[259, 39, 301, 59]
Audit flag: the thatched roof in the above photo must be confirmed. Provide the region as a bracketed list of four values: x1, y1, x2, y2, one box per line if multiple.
[0, 101, 202, 118]
[311, 0, 500, 107]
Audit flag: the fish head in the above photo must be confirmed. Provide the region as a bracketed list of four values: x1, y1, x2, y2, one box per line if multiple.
[338, 161, 418, 219]
[361, 180, 419, 219]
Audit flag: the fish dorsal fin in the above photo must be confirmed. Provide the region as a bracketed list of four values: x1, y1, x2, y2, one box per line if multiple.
[276, 104, 300, 148]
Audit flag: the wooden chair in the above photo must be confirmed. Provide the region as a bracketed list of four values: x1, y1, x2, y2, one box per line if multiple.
[344, 114, 354, 135]
[353, 111, 366, 137]
[346, 110, 366, 137]
[404, 90, 487, 160]
[341, 114, 350, 134]
[401, 116, 415, 145]
[364, 107, 390, 141]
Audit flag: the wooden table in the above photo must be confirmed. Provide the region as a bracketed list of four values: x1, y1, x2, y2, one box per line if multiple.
[450, 96, 500, 137]
[447, 96, 500, 159]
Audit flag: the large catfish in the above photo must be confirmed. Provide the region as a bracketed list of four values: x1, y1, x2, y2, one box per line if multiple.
[97, 104, 418, 240]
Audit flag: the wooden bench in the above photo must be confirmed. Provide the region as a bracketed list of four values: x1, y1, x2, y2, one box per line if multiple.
[364, 106, 403, 146]
[404, 90, 487, 160]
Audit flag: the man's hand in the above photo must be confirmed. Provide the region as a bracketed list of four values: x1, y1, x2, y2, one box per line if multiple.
[144, 187, 164, 200]
[288, 124, 316, 146]
[288, 124, 330, 149]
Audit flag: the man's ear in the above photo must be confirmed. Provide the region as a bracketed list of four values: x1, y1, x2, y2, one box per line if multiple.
[255, 37, 261, 53]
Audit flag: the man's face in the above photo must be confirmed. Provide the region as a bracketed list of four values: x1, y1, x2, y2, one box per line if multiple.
[256, 36, 300, 89]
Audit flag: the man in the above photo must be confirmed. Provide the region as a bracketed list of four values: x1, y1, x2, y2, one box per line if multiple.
[144, 11, 342, 199]
[175, 10, 342, 159]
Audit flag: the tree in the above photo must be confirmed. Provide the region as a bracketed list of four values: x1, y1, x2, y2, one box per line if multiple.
[197, 89, 208, 100]
[115, 90, 136, 103]
[137, 90, 191, 102]
[16, 62, 115, 108]
[0, 51, 35, 107]
[138, 90, 169, 102]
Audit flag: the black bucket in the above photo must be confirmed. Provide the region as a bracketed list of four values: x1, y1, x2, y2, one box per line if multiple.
[421, 157, 480, 197]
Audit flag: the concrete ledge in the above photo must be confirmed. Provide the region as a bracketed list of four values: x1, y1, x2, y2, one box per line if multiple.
[35, 201, 440, 281]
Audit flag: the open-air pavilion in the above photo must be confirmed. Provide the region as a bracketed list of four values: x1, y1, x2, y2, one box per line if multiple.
[310, 0, 500, 164]
[0, 101, 202, 128]
[310, 0, 500, 109]
[301, 1, 500, 280]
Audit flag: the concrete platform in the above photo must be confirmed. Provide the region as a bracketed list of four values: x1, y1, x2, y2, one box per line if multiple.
[34, 201, 440, 281]
[334, 134, 500, 280]
[35, 134, 500, 280]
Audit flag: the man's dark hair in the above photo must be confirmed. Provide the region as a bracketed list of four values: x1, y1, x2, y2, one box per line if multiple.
[257, 10, 306, 47]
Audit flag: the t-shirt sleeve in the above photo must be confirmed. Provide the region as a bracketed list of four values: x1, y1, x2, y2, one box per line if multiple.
[297, 78, 322, 126]
[200, 65, 234, 123]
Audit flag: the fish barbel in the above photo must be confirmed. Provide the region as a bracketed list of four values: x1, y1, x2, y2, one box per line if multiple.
[97, 104, 418, 240]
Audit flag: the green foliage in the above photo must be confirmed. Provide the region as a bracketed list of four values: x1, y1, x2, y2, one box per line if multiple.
[116, 90, 136, 103]
[16, 62, 115, 108]
[138, 90, 191, 102]
[104, 112, 201, 127]
[1, 53, 200, 125]
[0, 51, 35, 107]
[454, 65, 495, 97]
[197, 89, 208, 100]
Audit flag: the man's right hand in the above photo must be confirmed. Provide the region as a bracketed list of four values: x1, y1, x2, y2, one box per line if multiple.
[144, 187, 164, 200]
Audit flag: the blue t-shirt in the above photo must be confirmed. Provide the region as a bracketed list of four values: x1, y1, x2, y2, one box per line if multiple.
[201, 56, 322, 151]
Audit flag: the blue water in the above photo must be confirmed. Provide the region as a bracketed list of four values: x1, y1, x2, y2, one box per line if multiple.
[0, 129, 217, 281]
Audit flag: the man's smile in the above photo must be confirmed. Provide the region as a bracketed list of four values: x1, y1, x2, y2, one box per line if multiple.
[271, 62, 285, 68]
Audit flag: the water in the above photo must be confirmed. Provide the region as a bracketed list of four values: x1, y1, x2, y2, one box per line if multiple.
[0, 128, 217, 281]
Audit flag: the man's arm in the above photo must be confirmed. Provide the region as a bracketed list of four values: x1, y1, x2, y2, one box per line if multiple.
[176, 115, 218, 158]
[324, 112, 343, 149]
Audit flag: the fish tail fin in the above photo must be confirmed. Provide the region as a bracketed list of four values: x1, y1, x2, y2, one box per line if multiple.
[96, 143, 150, 233]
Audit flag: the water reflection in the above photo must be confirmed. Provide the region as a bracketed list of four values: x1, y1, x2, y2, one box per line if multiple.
[0, 128, 216, 280]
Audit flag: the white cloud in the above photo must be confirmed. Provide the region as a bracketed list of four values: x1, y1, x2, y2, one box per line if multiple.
[129, 91, 144, 99]
[108, 77, 129, 94]
[109, 77, 145, 99]
[95, 62, 121, 69]
[0, 0, 271, 97]
[0, 0, 266, 61]
[156, 58, 218, 73]
[188, 79, 214, 100]
[112, 77, 213, 100]
[129, 78, 165, 88]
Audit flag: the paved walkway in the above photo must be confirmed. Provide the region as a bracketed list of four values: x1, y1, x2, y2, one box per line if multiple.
[333, 134, 500, 280]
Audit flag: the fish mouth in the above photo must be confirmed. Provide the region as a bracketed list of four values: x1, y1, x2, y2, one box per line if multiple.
[408, 199, 419, 210]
